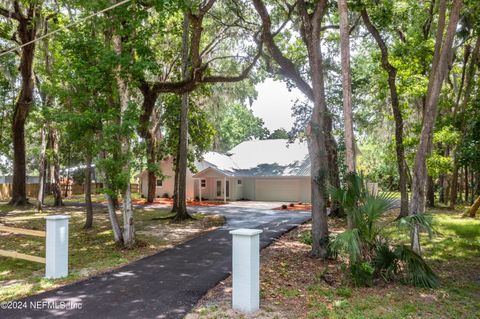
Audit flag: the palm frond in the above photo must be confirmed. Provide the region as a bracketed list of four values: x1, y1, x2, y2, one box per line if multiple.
[395, 245, 439, 288]
[362, 195, 396, 220]
[329, 229, 362, 263]
[375, 191, 398, 203]
[397, 214, 434, 238]
[328, 185, 348, 207]
[356, 195, 396, 240]
[373, 243, 399, 281]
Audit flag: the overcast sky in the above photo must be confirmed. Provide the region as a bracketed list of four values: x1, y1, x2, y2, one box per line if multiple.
[250, 78, 304, 132]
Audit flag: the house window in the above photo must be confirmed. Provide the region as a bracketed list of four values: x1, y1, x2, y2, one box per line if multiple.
[156, 179, 163, 187]
[201, 179, 206, 188]
[237, 179, 242, 185]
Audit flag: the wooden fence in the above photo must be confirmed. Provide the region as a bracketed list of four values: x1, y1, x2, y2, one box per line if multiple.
[0, 183, 139, 200]
[0, 184, 39, 200]
[131, 183, 139, 193]
[61, 183, 139, 195]
[0, 225, 46, 264]
[0, 216, 71, 279]
[60, 183, 104, 196]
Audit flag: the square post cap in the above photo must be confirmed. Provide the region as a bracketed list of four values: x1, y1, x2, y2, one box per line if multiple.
[229, 228, 263, 236]
[45, 215, 71, 220]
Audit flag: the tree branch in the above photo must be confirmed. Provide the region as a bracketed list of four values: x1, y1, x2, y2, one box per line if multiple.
[253, 0, 313, 100]
[361, 9, 397, 76]
[272, 2, 297, 37]
[201, 0, 216, 13]
[203, 44, 262, 83]
[0, 6, 21, 21]
[13, 1, 24, 20]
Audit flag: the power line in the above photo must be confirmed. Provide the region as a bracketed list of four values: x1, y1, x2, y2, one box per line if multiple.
[0, 0, 132, 58]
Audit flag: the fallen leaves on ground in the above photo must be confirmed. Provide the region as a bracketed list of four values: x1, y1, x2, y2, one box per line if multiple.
[187, 212, 480, 319]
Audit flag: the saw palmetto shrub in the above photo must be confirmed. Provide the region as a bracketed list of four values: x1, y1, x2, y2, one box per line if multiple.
[329, 173, 439, 288]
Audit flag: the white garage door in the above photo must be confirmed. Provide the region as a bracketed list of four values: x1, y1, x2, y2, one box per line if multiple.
[254, 178, 302, 201]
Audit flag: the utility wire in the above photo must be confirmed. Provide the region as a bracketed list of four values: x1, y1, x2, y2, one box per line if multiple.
[0, 0, 131, 58]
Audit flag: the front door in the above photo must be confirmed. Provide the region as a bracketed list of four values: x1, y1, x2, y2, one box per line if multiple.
[215, 179, 230, 199]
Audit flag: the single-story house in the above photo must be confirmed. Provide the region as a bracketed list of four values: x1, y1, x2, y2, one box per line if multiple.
[139, 139, 311, 202]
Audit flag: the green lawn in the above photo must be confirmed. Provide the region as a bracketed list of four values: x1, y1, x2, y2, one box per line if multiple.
[0, 199, 214, 302]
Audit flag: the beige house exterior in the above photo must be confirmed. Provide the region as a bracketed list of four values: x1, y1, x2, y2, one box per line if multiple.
[139, 139, 311, 202]
[139, 157, 196, 200]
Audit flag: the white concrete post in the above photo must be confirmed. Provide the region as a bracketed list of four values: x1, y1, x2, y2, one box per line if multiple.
[230, 228, 263, 313]
[45, 215, 70, 279]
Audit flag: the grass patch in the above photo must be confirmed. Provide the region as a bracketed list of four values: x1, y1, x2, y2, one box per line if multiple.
[335, 286, 352, 298]
[277, 287, 301, 298]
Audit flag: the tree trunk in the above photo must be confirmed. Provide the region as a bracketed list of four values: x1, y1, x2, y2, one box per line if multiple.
[468, 196, 480, 218]
[338, 0, 356, 174]
[450, 166, 459, 208]
[426, 175, 435, 207]
[171, 153, 180, 213]
[174, 93, 190, 220]
[49, 128, 63, 206]
[465, 170, 470, 204]
[308, 98, 330, 259]
[410, 0, 462, 254]
[303, 3, 330, 259]
[174, 11, 192, 221]
[473, 174, 478, 205]
[337, 0, 355, 228]
[146, 142, 157, 203]
[122, 184, 135, 247]
[84, 153, 93, 229]
[9, 15, 38, 206]
[138, 84, 160, 203]
[451, 36, 480, 208]
[475, 172, 480, 200]
[439, 174, 446, 203]
[459, 170, 464, 203]
[64, 147, 71, 198]
[252, 0, 330, 258]
[113, 16, 135, 248]
[36, 19, 53, 212]
[325, 114, 343, 218]
[361, 9, 408, 218]
[46, 158, 52, 196]
[105, 194, 123, 244]
[36, 125, 47, 212]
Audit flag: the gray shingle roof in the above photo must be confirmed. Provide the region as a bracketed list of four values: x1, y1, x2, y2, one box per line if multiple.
[195, 139, 310, 177]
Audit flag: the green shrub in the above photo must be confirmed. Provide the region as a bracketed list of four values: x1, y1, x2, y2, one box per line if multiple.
[336, 286, 353, 298]
[350, 262, 375, 287]
[329, 173, 438, 288]
[299, 230, 312, 245]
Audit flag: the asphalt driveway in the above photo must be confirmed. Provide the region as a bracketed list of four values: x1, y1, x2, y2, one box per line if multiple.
[2, 206, 310, 319]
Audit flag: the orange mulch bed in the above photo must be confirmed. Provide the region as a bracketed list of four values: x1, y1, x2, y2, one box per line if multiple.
[273, 203, 312, 211]
[131, 198, 227, 207]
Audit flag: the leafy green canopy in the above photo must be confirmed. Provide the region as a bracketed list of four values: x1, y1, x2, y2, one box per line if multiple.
[160, 93, 215, 173]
